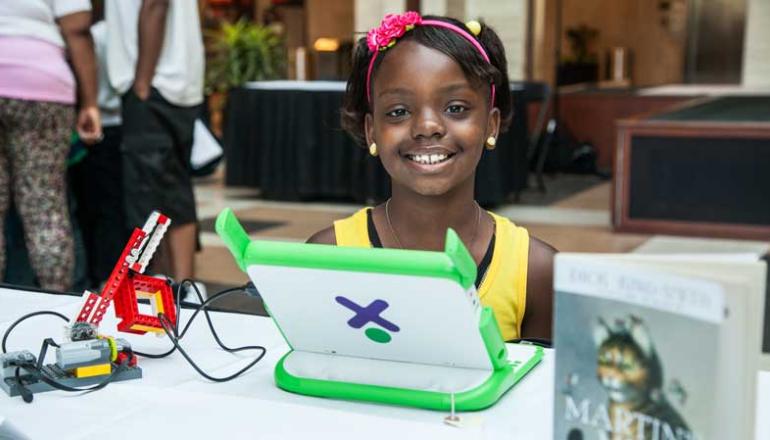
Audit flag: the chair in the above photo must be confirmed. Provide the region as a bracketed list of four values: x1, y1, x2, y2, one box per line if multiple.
[526, 83, 553, 193]
[507, 82, 551, 200]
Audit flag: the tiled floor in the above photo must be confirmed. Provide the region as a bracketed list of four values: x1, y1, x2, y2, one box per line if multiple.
[193, 168, 650, 312]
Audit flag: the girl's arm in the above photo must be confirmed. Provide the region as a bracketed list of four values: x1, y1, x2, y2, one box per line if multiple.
[520, 237, 556, 340]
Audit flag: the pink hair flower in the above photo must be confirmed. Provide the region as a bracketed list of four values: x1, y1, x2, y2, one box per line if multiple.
[366, 11, 423, 52]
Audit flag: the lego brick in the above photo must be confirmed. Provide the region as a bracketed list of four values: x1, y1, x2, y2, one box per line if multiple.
[74, 363, 112, 378]
[1, 364, 142, 398]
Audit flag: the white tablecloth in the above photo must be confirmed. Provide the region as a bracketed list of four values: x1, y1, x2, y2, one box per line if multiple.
[0, 287, 767, 439]
[243, 80, 346, 91]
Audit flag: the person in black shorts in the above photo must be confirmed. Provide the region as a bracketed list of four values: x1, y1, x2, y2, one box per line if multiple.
[106, 0, 204, 288]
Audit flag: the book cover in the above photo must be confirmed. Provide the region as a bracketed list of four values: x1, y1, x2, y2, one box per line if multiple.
[553, 258, 726, 440]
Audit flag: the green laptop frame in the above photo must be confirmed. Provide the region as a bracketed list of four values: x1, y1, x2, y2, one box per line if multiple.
[216, 207, 542, 411]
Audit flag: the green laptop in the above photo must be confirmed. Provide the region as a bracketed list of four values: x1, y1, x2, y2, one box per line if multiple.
[216, 208, 542, 411]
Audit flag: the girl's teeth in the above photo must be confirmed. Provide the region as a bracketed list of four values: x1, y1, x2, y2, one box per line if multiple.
[410, 154, 449, 164]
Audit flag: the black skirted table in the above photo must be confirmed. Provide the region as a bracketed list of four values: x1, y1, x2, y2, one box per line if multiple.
[223, 81, 536, 206]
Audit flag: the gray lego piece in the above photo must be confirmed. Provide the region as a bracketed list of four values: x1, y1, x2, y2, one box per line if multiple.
[56, 339, 111, 370]
[1, 351, 35, 379]
[1, 363, 142, 398]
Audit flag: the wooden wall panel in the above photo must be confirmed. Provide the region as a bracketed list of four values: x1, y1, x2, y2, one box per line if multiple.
[530, 0, 688, 86]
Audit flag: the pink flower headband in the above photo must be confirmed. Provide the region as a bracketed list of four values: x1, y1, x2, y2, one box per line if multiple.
[365, 12, 496, 108]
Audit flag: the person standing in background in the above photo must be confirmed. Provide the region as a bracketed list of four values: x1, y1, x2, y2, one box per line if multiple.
[105, 0, 204, 293]
[0, 0, 102, 292]
[70, 14, 127, 289]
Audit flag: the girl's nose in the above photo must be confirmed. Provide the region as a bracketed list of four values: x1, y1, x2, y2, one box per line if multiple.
[411, 107, 446, 141]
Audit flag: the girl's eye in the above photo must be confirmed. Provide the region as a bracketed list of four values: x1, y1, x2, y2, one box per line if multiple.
[446, 104, 468, 114]
[385, 108, 409, 118]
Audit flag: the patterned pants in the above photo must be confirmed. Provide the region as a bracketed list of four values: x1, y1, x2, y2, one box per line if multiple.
[0, 97, 74, 291]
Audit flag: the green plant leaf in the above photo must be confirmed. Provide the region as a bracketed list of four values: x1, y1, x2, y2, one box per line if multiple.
[204, 18, 287, 95]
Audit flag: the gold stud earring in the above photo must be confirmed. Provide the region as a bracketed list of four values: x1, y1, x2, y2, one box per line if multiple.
[369, 142, 378, 156]
[485, 136, 496, 150]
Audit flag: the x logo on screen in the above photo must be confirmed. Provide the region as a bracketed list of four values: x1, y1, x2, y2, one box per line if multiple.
[335, 296, 400, 343]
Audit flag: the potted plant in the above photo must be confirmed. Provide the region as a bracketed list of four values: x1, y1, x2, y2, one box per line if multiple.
[558, 24, 599, 85]
[204, 19, 287, 136]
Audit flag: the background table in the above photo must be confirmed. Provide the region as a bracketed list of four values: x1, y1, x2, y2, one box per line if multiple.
[223, 81, 540, 206]
[613, 95, 770, 240]
[1, 286, 768, 439]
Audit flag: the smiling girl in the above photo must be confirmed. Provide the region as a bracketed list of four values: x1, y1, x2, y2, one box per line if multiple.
[308, 12, 556, 341]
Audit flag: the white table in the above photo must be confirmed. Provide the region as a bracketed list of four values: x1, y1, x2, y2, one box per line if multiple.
[243, 80, 346, 91]
[0, 287, 768, 439]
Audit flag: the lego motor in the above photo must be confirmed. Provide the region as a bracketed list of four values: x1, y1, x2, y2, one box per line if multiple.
[0, 337, 140, 403]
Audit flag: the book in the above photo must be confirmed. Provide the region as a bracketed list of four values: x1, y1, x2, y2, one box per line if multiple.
[632, 236, 770, 368]
[553, 253, 766, 440]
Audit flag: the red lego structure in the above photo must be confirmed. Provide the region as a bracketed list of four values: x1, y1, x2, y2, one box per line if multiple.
[73, 211, 177, 335]
[0, 212, 180, 402]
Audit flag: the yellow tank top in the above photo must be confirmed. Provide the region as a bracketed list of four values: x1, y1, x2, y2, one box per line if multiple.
[333, 208, 530, 341]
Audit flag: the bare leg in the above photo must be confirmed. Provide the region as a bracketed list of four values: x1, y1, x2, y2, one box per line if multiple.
[167, 222, 196, 282]
[149, 238, 173, 278]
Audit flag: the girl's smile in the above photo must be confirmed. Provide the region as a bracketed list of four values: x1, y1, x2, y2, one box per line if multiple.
[402, 145, 456, 172]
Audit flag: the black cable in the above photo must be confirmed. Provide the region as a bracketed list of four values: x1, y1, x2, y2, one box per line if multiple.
[2, 310, 69, 353]
[134, 280, 268, 381]
[35, 338, 59, 371]
[158, 313, 266, 382]
[15, 367, 33, 403]
[176, 281, 258, 348]
[130, 278, 209, 358]
[128, 278, 189, 358]
[132, 282, 252, 357]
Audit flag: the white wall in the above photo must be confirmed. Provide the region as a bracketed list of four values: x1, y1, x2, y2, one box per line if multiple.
[354, 0, 527, 80]
[465, 0, 528, 80]
[354, 0, 406, 34]
[421, 0, 448, 15]
[422, 0, 527, 80]
[742, 0, 770, 86]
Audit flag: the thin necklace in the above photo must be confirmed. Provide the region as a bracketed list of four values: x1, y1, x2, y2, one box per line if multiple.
[384, 198, 482, 250]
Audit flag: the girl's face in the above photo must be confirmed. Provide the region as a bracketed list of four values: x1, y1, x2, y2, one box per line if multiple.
[365, 40, 500, 197]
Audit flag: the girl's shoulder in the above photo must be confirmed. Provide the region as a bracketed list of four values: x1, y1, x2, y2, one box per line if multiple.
[529, 236, 557, 261]
[486, 212, 553, 248]
[485, 210, 555, 274]
[306, 226, 336, 245]
[306, 207, 371, 245]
